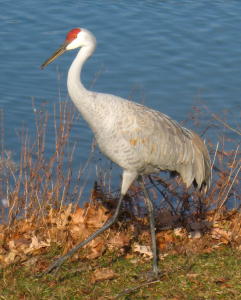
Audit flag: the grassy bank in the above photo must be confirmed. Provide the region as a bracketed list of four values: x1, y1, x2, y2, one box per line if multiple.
[0, 246, 240, 299]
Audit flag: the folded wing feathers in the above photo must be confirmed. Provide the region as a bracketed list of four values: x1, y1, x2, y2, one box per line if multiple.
[180, 132, 211, 192]
[153, 112, 211, 192]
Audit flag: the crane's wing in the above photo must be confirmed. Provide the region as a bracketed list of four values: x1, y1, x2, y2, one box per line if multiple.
[115, 101, 211, 190]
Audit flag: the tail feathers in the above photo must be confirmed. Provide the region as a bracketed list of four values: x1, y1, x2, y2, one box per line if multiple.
[179, 133, 211, 193]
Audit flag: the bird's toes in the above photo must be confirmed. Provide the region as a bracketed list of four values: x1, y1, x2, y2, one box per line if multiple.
[140, 268, 163, 282]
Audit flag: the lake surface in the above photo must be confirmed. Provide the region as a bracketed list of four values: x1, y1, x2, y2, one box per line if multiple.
[0, 0, 240, 203]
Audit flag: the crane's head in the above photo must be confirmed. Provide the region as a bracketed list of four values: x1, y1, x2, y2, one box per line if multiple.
[41, 28, 96, 69]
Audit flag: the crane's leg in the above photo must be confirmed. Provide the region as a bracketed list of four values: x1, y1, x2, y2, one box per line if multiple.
[39, 171, 137, 276]
[140, 176, 159, 278]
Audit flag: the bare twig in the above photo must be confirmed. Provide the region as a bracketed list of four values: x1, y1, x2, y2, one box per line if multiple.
[211, 113, 241, 136]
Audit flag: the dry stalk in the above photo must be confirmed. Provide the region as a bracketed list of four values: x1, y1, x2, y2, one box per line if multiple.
[0, 101, 92, 226]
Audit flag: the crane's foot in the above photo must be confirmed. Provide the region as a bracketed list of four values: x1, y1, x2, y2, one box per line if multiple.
[36, 255, 67, 277]
[141, 268, 163, 282]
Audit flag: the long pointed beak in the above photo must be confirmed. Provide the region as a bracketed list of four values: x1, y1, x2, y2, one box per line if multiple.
[40, 41, 69, 69]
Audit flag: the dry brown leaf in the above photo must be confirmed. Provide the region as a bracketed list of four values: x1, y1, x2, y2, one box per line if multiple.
[71, 207, 85, 224]
[91, 267, 117, 283]
[108, 232, 130, 250]
[125, 253, 134, 259]
[202, 247, 213, 253]
[163, 232, 174, 243]
[57, 204, 73, 229]
[46, 227, 60, 243]
[0, 245, 6, 255]
[84, 204, 109, 228]
[71, 203, 110, 229]
[159, 253, 168, 260]
[86, 236, 105, 259]
[2, 250, 18, 265]
[211, 228, 231, 241]
[0, 224, 6, 231]
[0, 249, 26, 266]
[139, 230, 150, 241]
[47, 207, 58, 224]
[133, 243, 153, 259]
[8, 238, 31, 252]
[156, 231, 174, 250]
[25, 236, 50, 254]
[69, 223, 88, 241]
[214, 277, 230, 285]
[18, 220, 34, 233]
[187, 273, 199, 279]
[0, 225, 6, 243]
[0, 233, 5, 244]
[173, 228, 185, 237]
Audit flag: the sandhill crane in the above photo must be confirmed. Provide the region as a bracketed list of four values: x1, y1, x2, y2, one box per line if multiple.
[41, 28, 211, 278]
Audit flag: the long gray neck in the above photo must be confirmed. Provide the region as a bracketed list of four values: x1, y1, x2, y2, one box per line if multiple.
[67, 45, 95, 121]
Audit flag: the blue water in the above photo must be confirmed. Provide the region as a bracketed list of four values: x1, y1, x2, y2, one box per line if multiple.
[0, 1, 240, 202]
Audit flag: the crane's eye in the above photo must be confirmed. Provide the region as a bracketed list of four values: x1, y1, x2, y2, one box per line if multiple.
[66, 28, 81, 42]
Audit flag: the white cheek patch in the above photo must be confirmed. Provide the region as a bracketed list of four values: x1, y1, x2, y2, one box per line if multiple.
[66, 38, 82, 50]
